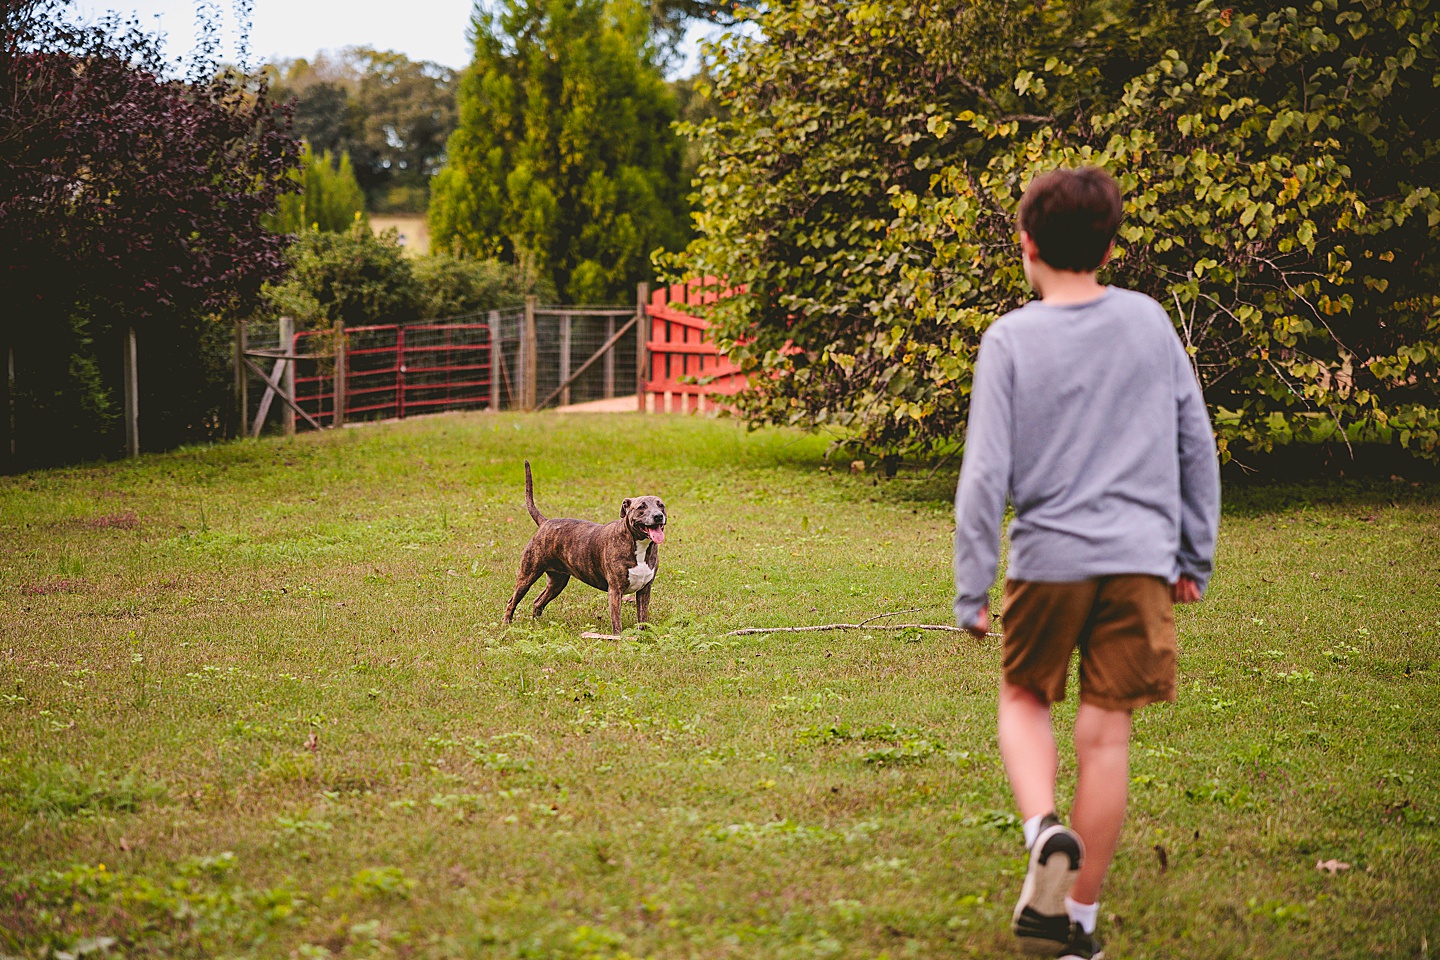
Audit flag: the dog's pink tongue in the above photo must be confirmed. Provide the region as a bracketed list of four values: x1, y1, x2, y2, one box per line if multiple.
[648, 526, 666, 544]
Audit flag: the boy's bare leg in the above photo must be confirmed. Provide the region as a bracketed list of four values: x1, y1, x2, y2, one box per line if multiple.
[998, 681, 1057, 819]
[1069, 701, 1132, 904]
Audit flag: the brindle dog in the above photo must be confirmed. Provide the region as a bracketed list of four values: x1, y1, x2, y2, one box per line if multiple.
[503, 461, 667, 633]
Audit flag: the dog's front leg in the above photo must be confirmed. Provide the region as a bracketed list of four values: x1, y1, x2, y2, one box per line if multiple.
[607, 585, 624, 634]
[636, 551, 657, 625]
[636, 583, 652, 625]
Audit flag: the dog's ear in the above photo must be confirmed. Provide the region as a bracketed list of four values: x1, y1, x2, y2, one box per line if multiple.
[620, 497, 632, 518]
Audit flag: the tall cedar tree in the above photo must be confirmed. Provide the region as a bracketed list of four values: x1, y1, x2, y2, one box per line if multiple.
[0, 0, 297, 467]
[430, 0, 688, 303]
[265, 142, 369, 234]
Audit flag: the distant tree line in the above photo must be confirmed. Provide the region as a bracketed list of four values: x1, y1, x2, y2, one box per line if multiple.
[262, 47, 457, 214]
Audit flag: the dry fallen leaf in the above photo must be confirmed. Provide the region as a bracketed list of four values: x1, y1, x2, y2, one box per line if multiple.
[119, 837, 132, 852]
[1316, 858, 1351, 874]
[304, 731, 319, 752]
[1153, 844, 1169, 873]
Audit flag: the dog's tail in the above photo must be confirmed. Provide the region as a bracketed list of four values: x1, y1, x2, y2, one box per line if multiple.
[523, 460, 545, 526]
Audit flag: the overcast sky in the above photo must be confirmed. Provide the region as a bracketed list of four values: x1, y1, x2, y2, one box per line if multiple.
[70, 0, 722, 77]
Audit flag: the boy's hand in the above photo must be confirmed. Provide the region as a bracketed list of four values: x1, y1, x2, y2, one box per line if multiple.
[968, 605, 991, 638]
[1171, 576, 1202, 604]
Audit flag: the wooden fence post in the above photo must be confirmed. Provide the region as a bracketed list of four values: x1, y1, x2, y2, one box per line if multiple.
[123, 326, 140, 458]
[635, 282, 649, 412]
[603, 315, 615, 399]
[333, 321, 346, 427]
[279, 316, 295, 436]
[488, 309, 501, 411]
[559, 312, 572, 407]
[523, 296, 537, 410]
[234, 320, 248, 439]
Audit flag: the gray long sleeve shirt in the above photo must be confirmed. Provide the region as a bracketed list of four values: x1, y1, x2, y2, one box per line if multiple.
[953, 286, 1221, 624]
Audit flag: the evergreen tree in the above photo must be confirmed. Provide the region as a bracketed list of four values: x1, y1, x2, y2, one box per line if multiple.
[430, 0, 688, 303]
[265, 142, 368, 234]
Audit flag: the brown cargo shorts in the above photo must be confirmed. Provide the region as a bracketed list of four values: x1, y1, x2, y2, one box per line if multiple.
[1001, 574, 1177, 711]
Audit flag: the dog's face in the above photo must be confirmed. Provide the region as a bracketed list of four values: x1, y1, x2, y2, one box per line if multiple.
[620, 495, 666, 544]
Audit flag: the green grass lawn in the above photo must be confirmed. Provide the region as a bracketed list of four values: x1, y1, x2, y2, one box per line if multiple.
[1, 412, 1437, 959]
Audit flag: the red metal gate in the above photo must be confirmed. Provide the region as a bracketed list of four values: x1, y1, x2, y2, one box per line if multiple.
[292, 322, 492, 427]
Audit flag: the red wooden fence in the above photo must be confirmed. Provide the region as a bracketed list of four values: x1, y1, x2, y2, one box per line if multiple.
[641, 277, 746, 413]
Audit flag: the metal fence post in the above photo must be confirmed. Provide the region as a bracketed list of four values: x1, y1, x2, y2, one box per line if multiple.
[523, 296, 538, 410]
[333, 321, 347, 427]
[397, 324, 407, 421]
[488, 310, 501, 411]
[279, 316, 295, 436]
[123, 326, 140, 457]
[603, 315, 615, 399]
[559, 312, 572, 408]
[635, 282, 649, 412]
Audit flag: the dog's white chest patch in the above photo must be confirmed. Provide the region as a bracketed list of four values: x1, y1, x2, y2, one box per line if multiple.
[625, 541, 655, 594]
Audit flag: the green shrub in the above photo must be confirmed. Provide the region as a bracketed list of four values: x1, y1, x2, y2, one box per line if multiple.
[413, 253, 554, 319]
[263, 223, 421, 329]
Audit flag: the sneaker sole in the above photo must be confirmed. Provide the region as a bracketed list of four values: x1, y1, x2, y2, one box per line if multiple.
[1012, 823, 1083, 953]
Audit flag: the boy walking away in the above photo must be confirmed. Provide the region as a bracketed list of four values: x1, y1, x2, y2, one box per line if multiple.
[953, 166, 1220, 959]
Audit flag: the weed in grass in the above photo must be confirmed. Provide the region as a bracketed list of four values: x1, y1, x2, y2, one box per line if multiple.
[709, 819, 841, 845]
[2, 858, 306, 954]
[1247, 897, 1311, 926]
[351, 866, 416, 899]
[860, 739, 943, 766]
[1184, 778, 1254, 809]
[960, 809, 1023, 835]
[6, 764, 166, 818]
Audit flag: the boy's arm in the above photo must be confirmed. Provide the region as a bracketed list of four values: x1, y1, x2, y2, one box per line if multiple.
[1173, 339, 1221, 594]
[953, 330, 1013, 629]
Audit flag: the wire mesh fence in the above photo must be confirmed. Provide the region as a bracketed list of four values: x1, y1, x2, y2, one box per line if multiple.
[532, 310, 639, 409]
[490, 307, 526, 411]
[241, 303, 640, 435]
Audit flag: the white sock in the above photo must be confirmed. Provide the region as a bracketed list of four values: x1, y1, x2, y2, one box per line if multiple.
[1066, 896, 1099, 934]
[1022, 814, 1046, 849]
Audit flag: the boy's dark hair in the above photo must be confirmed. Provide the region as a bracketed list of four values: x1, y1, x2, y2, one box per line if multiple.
[1017, 166, 1123, 271]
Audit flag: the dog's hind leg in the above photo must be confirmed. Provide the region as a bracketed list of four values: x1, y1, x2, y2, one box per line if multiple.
[531, 572, 570, 618]
[504, 568, 543, 623]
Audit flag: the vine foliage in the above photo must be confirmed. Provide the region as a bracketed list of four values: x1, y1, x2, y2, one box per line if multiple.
[677, 0, 1440, 466]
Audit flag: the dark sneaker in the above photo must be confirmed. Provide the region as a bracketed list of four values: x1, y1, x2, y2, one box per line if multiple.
[1057, 921, 1104, 959]
[1011, 814, 1083, 954]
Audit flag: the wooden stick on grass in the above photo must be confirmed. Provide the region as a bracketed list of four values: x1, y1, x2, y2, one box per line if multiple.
[722, 622, 988, 637]
[577, 611, 1002, 642]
